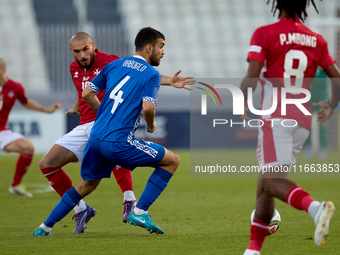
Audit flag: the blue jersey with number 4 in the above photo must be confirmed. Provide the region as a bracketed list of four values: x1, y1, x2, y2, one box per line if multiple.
[88, 55, 161, 141]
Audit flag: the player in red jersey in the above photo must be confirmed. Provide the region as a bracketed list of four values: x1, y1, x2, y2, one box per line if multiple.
[38, 32, 194, 234]
[0, 58, 61, 197]
[240, 1, 340, 254]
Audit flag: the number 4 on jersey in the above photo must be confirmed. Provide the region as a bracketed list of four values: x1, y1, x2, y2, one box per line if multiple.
[109, 75, 130, 114]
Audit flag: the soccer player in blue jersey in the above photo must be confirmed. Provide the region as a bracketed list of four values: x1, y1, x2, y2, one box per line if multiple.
[33, 27, 179, 236]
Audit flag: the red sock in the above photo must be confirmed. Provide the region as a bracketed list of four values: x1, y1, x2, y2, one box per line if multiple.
[112, 166, 133, 193]
[286, 186, 314, 212]
[12, 154, 33, 187]
[247, 220, 270, 252]
[41, 167, 73, 197]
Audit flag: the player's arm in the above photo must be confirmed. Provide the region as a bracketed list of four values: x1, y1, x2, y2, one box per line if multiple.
[314, 63, 340, 123]
[23, 99, 61, 113]
[143, 100, 156, 133]
[239, 60, 263, 120]
[160, 70, 195, 90]
[65, 97, 80, 116]
[82, 86, 101, 112]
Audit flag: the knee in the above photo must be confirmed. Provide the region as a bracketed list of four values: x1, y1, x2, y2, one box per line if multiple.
[169, 154, 180, 174]
[23, 144, 34, 155]
[39, 157, 47, 170]
[260, 178, 277, 195]
[39, 155, 52, 170]
[173, 154, 180, 168]
[76, 182, 97, 197]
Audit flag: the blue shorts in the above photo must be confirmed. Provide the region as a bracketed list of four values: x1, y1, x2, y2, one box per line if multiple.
[81, 135, 166, 181]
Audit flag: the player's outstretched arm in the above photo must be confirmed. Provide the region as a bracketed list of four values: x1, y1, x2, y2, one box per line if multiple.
[313, 101, 334, 123]
[82, 85, 100, 112]
[23, 99, 62, 113]
[65, 97, 81, 116]
[142, 101, 156, 133]
[239, 61, 263, 120]
[315, 64, 340, 123]
[160, 70, 195, 90]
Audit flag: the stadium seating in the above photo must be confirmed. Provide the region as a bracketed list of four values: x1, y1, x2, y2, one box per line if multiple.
[119, 0, 336, 79]
[87, 0, 121, 24]
[32, 0, 78, 24]
[0, 0, 50, 92]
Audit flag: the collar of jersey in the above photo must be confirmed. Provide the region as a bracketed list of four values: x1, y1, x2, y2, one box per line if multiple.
[279, 17, 301, 24]
[133, 55, 147, 62]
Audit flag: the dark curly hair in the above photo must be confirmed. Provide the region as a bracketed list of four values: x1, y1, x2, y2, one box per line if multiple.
[268, 0, 320, 21]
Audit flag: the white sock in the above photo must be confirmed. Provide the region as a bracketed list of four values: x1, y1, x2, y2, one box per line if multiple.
[133, 207, 148, 215]
[39, 223, 52, 232]
[124, 190, 136, 201]
[74, 199, 87, 213]
[243, 249, 260, 255]
[308, 201, 321, 219]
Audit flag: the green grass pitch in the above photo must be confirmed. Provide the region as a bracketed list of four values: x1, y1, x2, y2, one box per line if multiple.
[0, 150, 339, 255]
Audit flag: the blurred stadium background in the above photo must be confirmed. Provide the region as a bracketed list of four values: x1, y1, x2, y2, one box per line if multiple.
[2, 2, 340, 254]
[1, 0, 340, 153]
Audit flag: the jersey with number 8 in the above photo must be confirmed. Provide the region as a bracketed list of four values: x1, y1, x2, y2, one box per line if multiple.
[247, 17, 335, 131]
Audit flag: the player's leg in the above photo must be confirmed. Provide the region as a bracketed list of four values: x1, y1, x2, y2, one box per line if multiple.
[83, 121, 137, 221]
[33, 178, 101, 236]
[319, 123, 327, 158]
[112, 165, 137, 222]
[39, 123, 93, 215]
[39, 144, 78, 197]
[134, 147, 179, 214]
[245, 123, 333, 254]
[123, 140, 179, 234]
[3, 132, 34, 197]
[290, 126, 334, 246]
[245, 121, 301, 253]
[34, 136, 112, 236]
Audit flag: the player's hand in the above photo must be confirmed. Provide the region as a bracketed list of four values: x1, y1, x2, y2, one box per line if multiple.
[47, 103, 62, 113]
[240, 108, 250, 121]
[314, 100, 335, 123]
[147, 122, 157, 133]
[65, 107, 81, 116]
[170, 70, 195, 90]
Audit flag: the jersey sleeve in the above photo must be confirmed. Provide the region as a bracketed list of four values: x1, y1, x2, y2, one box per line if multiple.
[247, 27, 267, 64]
[142, 72, 161, 105]
[319, 36, 336, 70]
[17, 83, 28, 104]
[88, 64, 109, 93]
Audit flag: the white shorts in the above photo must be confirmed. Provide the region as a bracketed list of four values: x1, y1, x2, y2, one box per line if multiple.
[0, 130, 25, 151]
[55, 121, 94, 162]
[257, 119, 309, 167]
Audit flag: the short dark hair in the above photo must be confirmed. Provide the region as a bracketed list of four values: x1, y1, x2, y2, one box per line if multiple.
[268, 0, 319, 22]
[134, 27, 165, 52]
[70, 32, 93, 44]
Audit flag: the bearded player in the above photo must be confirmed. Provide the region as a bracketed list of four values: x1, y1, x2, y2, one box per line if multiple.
[0, 58, 61, 197]
[240, 1, 340, 254]
[38, 32, 194, 234]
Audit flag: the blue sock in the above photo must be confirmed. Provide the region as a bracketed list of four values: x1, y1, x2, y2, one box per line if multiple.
[44, 187, 83, 228]
[136, 168, 173, 211]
